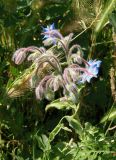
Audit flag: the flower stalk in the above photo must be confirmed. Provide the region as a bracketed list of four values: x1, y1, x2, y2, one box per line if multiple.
[8, 23, 101, 102]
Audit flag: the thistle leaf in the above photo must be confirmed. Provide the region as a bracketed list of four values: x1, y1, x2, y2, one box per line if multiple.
[95, 0, 116, 33]
[6, 64, 35, 98]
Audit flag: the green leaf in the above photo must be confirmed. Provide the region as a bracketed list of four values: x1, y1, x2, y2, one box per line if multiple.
[10, 66, 19, 77]
[100, 108, 116, 123]
[35, 134, 51, 151]
[65, 116, 83, 135]
[46, 99, 76, 111]
[49, 123, 64, 142]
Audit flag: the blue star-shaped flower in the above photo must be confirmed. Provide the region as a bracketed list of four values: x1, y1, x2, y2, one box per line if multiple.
[42, 23, 55, 40]
[42, 23, 55, 32]
[41, 24, 63, 46]
[80, 60, 102, 83]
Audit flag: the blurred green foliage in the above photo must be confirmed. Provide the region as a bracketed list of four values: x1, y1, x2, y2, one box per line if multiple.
[0, 0, 116, 159]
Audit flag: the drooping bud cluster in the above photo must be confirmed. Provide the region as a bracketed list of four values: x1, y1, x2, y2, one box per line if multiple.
[11, 23, 101, 102]
[12, 46, 42, 65]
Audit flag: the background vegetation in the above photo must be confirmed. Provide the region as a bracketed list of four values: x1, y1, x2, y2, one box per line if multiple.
[0, 0, 116, 159]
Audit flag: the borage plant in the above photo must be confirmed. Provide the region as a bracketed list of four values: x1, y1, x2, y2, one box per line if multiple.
[6, 23, 104, 160]
[7, 23, 101, 105]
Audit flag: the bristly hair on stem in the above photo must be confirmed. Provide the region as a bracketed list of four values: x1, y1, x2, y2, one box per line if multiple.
[7, 23, 101, 102]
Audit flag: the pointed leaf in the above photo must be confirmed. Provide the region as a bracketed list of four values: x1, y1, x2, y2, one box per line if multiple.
[49, 123, 64, 142]
[65, 116, 83, 135]
[46, 99, 76, 111]
[100, 106, 116, 123]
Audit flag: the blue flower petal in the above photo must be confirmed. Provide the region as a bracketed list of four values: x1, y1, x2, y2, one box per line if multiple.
[50, 23, 55, 30]
[41, 23, 63, 46]
[86, 75, 92, 83]
[80, 59, 101, 83]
